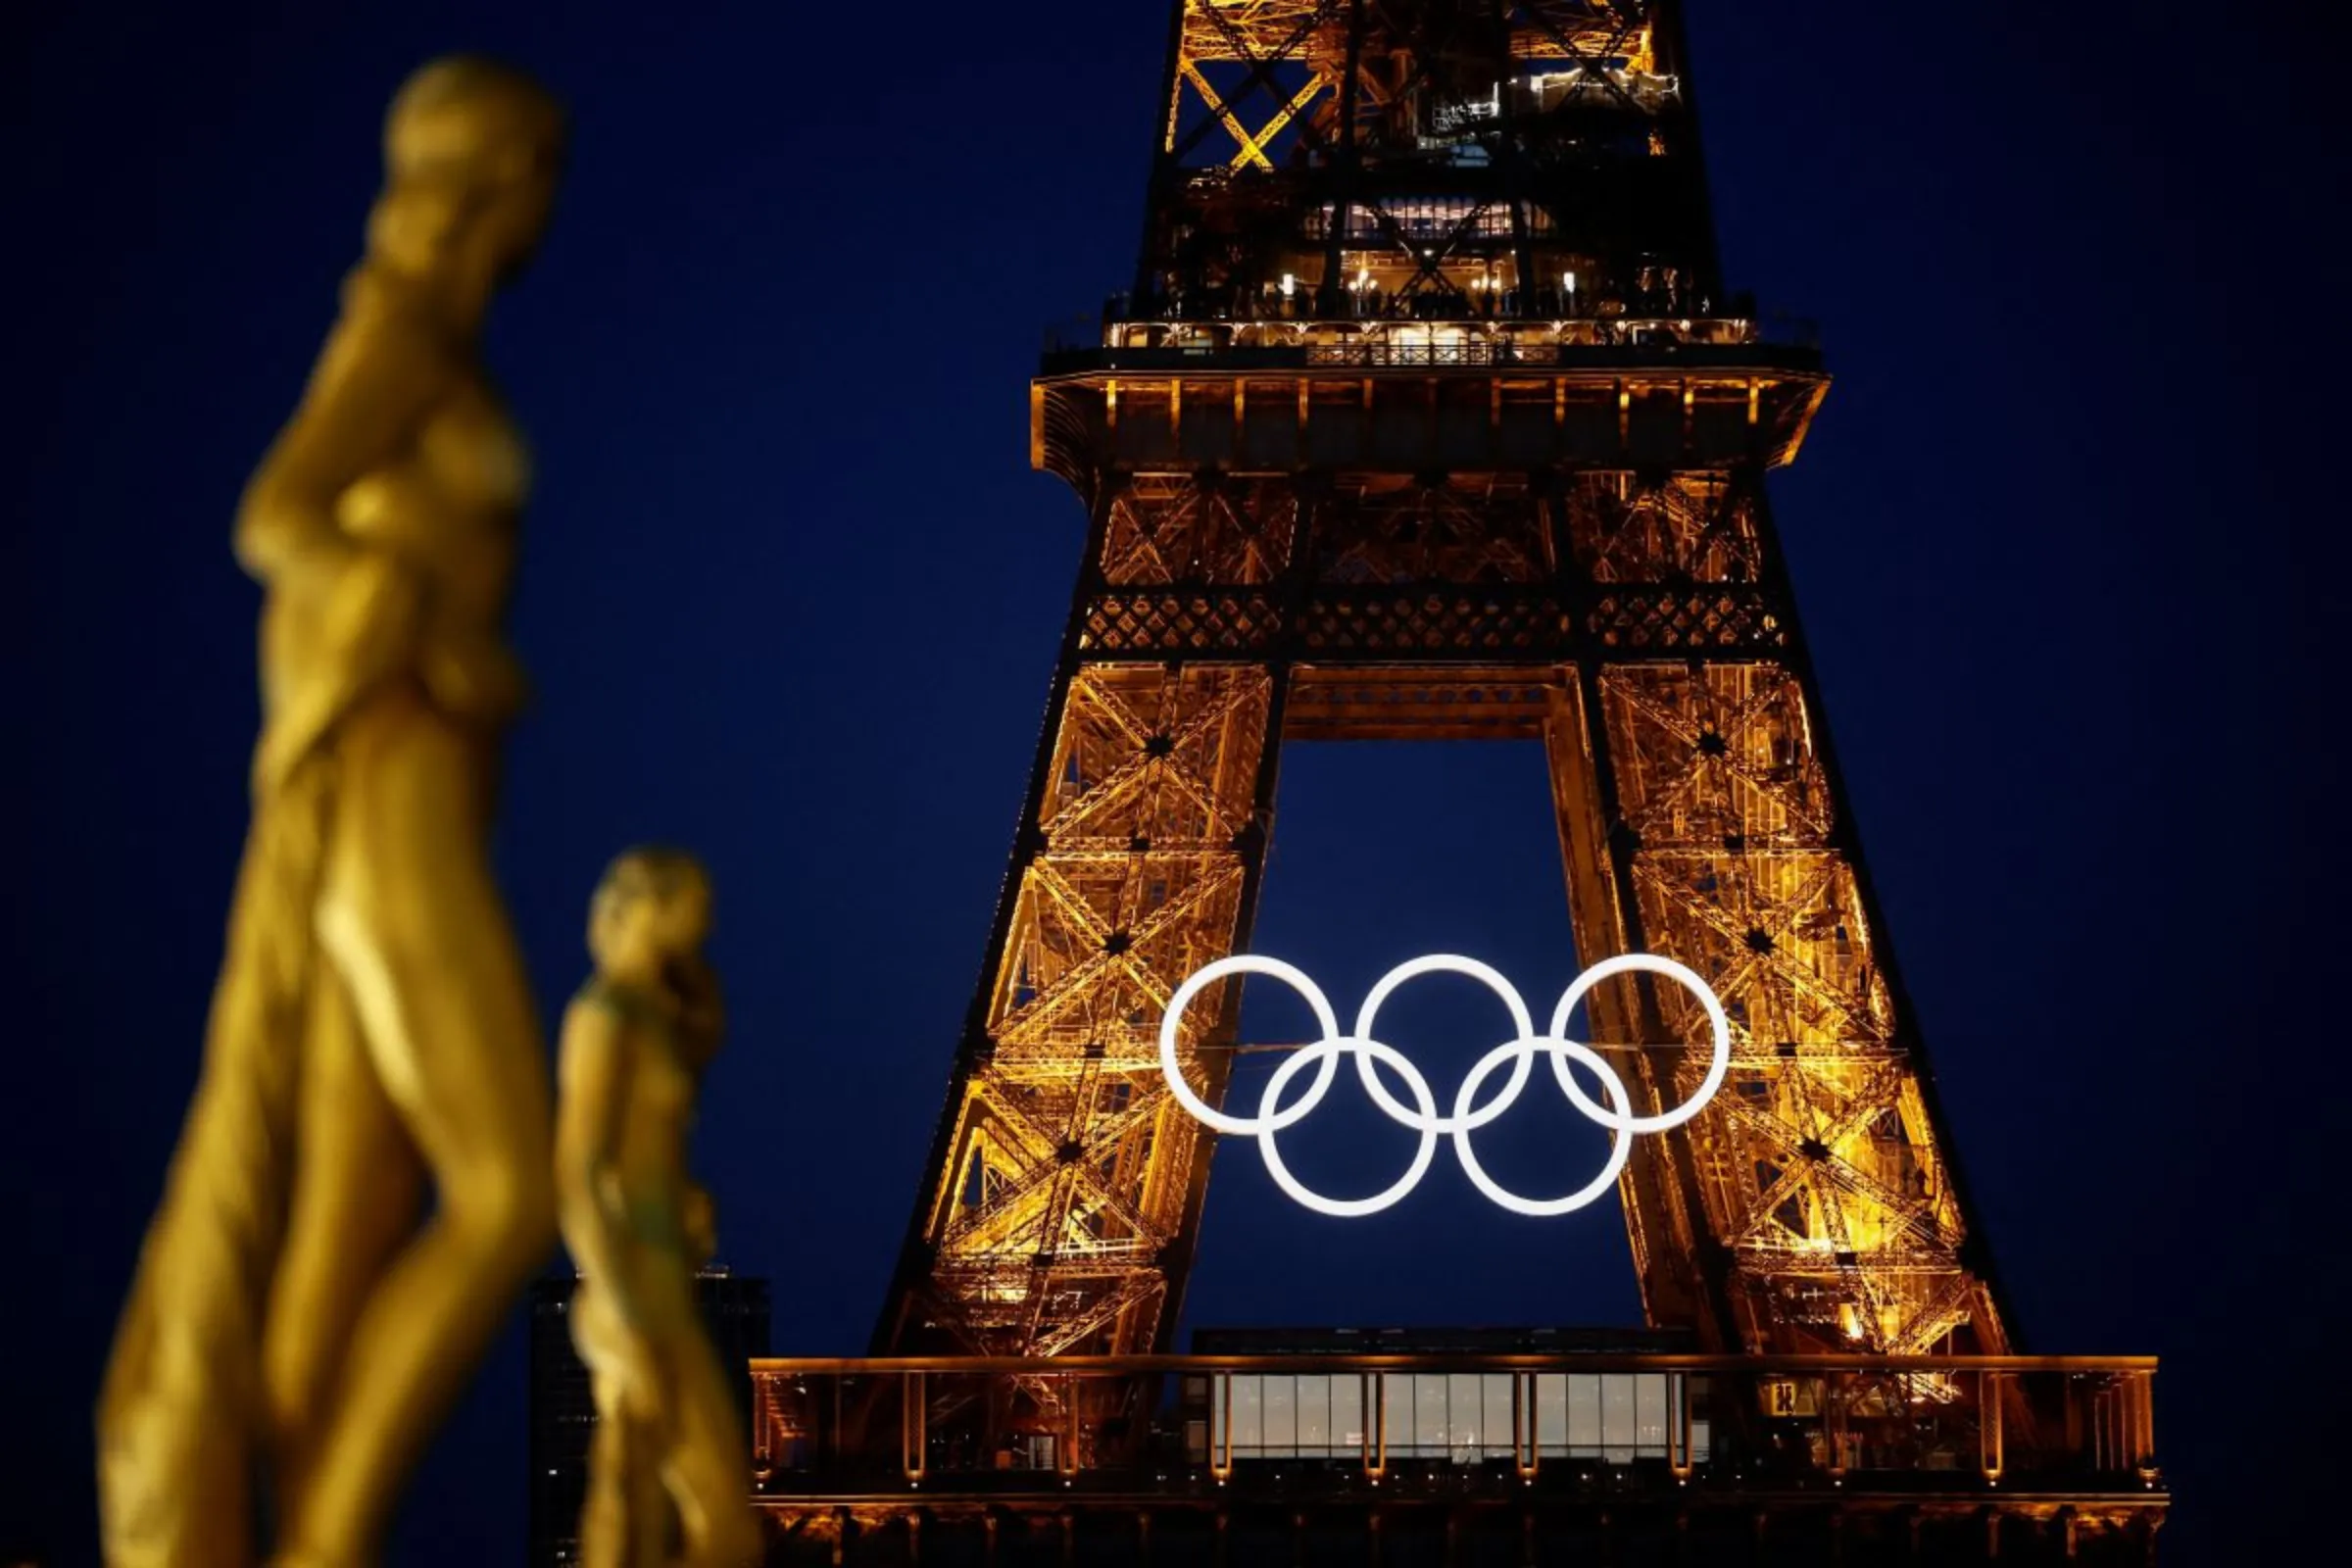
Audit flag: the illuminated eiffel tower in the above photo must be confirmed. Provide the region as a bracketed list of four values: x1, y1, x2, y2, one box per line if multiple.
[878, 0, 2002, 1371]
[749, 6, 2166, 1561]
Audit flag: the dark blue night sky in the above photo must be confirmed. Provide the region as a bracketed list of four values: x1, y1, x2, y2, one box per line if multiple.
[5, 2, 2339, 1559]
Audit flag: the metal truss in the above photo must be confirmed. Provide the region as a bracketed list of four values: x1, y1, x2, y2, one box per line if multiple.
[876, 0, 2014, 1369]
[1166, 0, 1664, 175]
[883, 662, 1282, 1361]
[1140, 0, 1706, 326]
[1582, 650, 2001, 1354]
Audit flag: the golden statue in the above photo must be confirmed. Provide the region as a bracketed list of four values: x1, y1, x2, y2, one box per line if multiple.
[558, 849, 761, 1568]
[97, 57, 566, 1567]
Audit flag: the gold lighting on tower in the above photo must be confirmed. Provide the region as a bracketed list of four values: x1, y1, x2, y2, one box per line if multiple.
[876, 0, 2010, 1373]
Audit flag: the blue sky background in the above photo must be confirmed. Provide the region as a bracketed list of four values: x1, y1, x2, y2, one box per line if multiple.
[6, 2, 2340, 1557]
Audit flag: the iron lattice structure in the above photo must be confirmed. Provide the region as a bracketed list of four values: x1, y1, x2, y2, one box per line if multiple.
[877, 0, 2013, 1374]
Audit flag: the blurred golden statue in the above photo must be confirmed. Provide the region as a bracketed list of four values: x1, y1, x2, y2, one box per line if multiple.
[558, 850, 760, 1568]
[97, 57, 565, 1567]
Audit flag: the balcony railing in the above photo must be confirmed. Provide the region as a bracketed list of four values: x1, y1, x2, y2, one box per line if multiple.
[748, 1352, 2159, 1500]
[1039, 313, 1820, 375]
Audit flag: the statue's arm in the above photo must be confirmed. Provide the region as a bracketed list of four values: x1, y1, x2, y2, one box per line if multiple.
[555, 994, 639, 1314]
[233, 290, 439, 588]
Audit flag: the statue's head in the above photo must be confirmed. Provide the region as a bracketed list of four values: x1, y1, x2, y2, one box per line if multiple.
[589, 846, 713, 976]
[369, 56, 565, 298]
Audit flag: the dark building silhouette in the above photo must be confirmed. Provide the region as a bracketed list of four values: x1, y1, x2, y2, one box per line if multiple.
[528, 1266, 770, 1567]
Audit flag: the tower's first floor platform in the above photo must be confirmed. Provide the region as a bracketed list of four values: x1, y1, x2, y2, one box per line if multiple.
[745, 1345, 2163, 1564]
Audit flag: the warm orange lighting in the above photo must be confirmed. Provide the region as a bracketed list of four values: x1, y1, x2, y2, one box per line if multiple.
[907, 0, 2032, 1386]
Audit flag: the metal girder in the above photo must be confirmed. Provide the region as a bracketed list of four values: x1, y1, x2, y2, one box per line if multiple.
[1177, 2, 1659, 71]
[882, 662, 1283, 1359]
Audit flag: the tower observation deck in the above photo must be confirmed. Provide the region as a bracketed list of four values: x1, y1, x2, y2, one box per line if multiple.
[751, 4, 2167, 1561]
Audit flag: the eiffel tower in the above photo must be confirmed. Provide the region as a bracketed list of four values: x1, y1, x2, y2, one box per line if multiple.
[879, 0, 2002, 1370]
[752, 5, 2166, 1560]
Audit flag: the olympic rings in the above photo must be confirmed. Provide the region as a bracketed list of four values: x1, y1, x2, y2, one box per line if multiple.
[1156, 951, 1732, 1218]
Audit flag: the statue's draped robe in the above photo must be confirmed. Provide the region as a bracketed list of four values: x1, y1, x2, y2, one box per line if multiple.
[99, 753, 335, 1568]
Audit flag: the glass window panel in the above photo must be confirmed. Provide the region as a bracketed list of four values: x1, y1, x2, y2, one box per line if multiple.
[1297, 1375, 1331, 1453]
[1233, 1375, 1262, 1452]
[1264, 1375, 1296, 1454]
[1536, 1374, 1567, 1454]
[1568, 1373, 1601, 1453]
[1484, 1375, 1516, 1461]
[1691, 1418, 1711, 1463]
[1414, 1374, 1449, 1456]
[1333, 1376, 1364, 1452]
[1211, 1379, 1225, 1450]
[1384, 1375, 1413, 1457]
[1636, 1375, 1667, 1455]
[1601, 1374, 1635, 1462]
[1449, 1374, 1484, 1462]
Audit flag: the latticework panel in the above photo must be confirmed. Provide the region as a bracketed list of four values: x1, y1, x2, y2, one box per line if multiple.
[914, 664, 1279, 1358]
[1564, 470, 1764, 584]
[1103, 474, 1298, 587]
[1167, 2, 1664, 174]
[1296, 588, 1568, 655]
[1180, 0, 1656, 66]
[1584, 587, 1785, 653]
[1587, 662, 2002, 1355]
[1314, 473, 1552, 584]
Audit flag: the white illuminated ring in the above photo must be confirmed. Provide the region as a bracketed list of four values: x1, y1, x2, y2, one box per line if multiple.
[1157, 955, 1342, 1137]
[1351, 954, 1534, 1131]
[1155, 951, 1731, 1217]
[1546, 953, 1731, 1134]
[1259, 1034, 1441, 1218]
[1453, 1035, 1632, 1216]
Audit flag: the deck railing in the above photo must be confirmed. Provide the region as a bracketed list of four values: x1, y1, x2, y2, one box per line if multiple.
[747, 1353, 2159, 1499]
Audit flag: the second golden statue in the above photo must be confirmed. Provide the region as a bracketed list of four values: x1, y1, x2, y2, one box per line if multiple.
[558, 849, 761, 1568]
